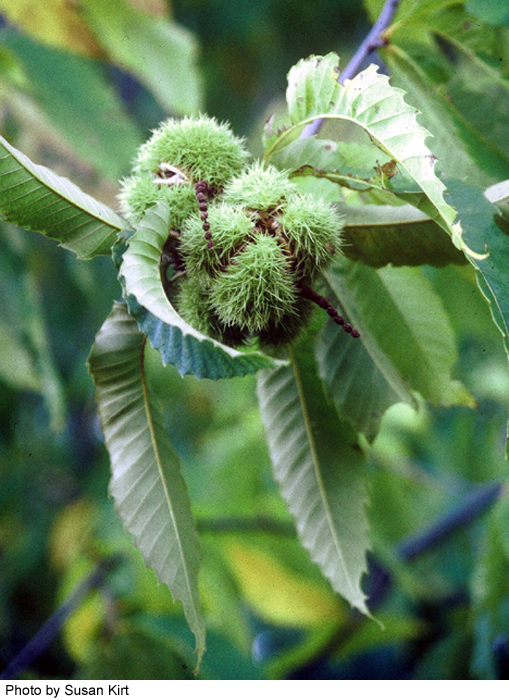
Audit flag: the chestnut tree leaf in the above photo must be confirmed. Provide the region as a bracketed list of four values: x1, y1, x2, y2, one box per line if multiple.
[325, 261, 474, 408]
[87, 302, 206, 669]
[0, 134, 124, 259]
[119, 199, 283, 379]
[263, 53, 468, 255]
[257, 337, 371, 615]
[336, 203, 466, 268]
[364, 1, 509, 182]
[314, 282, 404, 443]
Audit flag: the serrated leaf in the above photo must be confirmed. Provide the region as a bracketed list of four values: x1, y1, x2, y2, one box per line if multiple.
[381, 43, 506, 185]
[264, 53, 464, 249]
[325, 261, 474, 407]
[87, 302, 205, 668]
[373, 3, 509, 183]
[315, 286, 403, 442]
[83, 0, 203, 116]
[256, 339, 371, 615]
[119, 199, 283, 379]
[270, 135, 465, 267]
[0, 134, 124, 258]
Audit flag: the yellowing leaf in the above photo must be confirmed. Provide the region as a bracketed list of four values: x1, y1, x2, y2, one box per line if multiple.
[63, 592, 106, 664]
[224, 541, 345, 628]
[59, 558, 107, 664]
[49, 499, 96, 571]
[0, 0, 101, 57]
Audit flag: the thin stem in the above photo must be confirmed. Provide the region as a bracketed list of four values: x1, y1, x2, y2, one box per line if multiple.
[300, 0, 401, 138]
[298, 283, 360, 337]
[0, 555, 122, 680]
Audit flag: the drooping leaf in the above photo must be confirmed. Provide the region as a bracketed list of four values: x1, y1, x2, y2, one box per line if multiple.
[263, 53, 464, 250]
[325, 261, 474, 407]
[315, 283, 404, 442]
[119, 200, 283, 379]
[0, 133, 125, 259]
[1, 27, 144, 182]
[87, 302, 206, 668]
[83, 0, 203, 116]
[256, 337, 371, 615]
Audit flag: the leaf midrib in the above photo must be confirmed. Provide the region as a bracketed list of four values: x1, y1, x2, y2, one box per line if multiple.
[138, 334, 197, 611]
[289, 345, 358, 599]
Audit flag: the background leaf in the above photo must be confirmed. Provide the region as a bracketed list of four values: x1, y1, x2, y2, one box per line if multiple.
[120, 200, 283, 379]
[83, 0, 203, 116]
[0, 26, 144, 182]
[87, 302, 206, 668]
[0, 134, 125, 258]
[257, 337, 371, 615]
[0, 316, 42, 392]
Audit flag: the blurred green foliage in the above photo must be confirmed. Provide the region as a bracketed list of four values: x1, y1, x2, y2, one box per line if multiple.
[0, 0, 509, 681]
